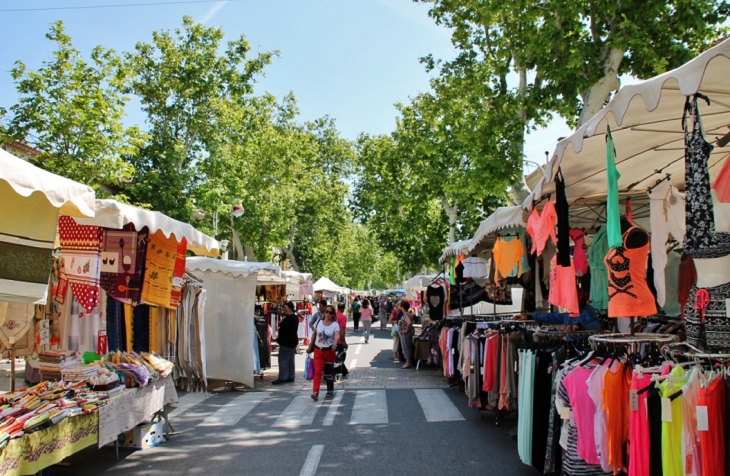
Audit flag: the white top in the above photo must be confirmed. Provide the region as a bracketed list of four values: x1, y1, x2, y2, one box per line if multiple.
[462, 256, 489, 278]
[315, 321, 340, 348]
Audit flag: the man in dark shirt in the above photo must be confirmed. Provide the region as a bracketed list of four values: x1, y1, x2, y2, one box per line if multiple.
[272, 301, 299, 384]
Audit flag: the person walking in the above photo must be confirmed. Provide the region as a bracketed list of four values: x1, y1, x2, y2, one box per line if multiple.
[389, 301, 403, 362]
[310, 299, 327, 333]
[351, 296, 362, 332]
[272, 301, 298, 384]
[336, 302, 349, 377]
[379, 296, 388, 330]
[398, 301, 415, 369]
[360, 299, 373, 343]
[307, 304, 340, 401]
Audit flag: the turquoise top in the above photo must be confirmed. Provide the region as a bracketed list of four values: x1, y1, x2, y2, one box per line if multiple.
[606, 128, 622, 248]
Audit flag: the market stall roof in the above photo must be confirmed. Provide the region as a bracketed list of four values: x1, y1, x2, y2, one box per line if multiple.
[0, 148, 95, 218]
[403, 275, 438, 291]
[467, 206, 526, 255]
[75, 199, 219, 257]
[438, 239, 471, 264]
[527, 38, 730, 206]
[282, 270, 313, 284]
[185, 257, 281, 279]
[312, 277, 348, 294]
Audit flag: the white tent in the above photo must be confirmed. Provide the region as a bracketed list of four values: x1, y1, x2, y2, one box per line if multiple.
[403, 274, 437, 300]
[75, 199, 219, 257]
[0, 150, 95, 303]
[312, 277, 348, 294]
[438, 239, 471, 264]
[185, 257, 281, 389]
[526, 39, 730, 206]
[282, 270, 314, 300]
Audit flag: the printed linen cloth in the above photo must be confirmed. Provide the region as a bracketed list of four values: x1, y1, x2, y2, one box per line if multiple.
[141, 231, 187, 309]
[100, 225, 148, 305]
[57, 216, 103, 313]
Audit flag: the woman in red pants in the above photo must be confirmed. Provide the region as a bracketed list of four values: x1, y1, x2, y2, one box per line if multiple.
[307, 304, 341, 401]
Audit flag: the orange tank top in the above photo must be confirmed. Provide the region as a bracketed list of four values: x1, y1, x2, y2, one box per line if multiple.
[493, 237, 524, 279]
[604, 227, 657, 317]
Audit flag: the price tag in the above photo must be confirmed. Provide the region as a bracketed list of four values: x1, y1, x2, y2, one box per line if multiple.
[629, 390, 639, 412]
[661, 397, 672, 422]
[697, 405, 709, 431]
[560, 406, 570, 420]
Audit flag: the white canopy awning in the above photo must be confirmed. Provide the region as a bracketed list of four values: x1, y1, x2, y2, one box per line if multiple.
[312, 277, 348, 294]
[403, 274, 437, 291]
[0, 148, 95, 218]
[281, 270, 313, 284]
[185, 257, 281, 279]
[467, 206, 526, 254]
[528, 39, 730, 205]
[75, 199, 219, 257]
[438, 239, 471, 264]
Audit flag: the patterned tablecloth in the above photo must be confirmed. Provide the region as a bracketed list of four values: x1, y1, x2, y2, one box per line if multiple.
[0, 375, 178, 475]
[98, 375, 178, 447]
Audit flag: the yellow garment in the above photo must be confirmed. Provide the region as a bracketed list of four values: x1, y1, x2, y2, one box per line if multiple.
[149, 307, 159, 354]
[141, 231, 187, 309]
[660, 365, 688, 476]
[123, 304, 133, 353]
[493, 237, 525, 279]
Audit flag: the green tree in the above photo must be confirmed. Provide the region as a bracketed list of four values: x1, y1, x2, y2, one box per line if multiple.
[1, 21, 145, 191]
[125, 16, 276, 220]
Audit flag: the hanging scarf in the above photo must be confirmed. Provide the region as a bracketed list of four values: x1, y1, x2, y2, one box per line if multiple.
[57, 216, 103, 313]
[100, 225, 148, 305]
[141, 231, 187, 309]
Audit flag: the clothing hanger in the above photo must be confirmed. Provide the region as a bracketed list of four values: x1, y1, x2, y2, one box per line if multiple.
[646, 173, 672, 193]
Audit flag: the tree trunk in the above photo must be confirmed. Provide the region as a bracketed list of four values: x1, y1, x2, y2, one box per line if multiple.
[442, 197, 458, 244]
[285, 223, 300, 271]
[578, 47, 625, 127]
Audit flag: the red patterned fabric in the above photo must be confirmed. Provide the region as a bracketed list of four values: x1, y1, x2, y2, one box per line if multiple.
[57, 216, 104, 313]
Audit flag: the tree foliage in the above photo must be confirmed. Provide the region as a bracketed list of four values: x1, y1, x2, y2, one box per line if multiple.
[1, 21, 145, 192]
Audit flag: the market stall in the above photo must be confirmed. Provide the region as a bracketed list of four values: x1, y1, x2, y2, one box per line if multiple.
[282, 270, 314, 301]
[312, 277, 349, 298]
[185, 257, 281, 389]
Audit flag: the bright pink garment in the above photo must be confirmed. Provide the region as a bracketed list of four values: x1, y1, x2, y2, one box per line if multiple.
[548, 256, 580, 315]
[482, 333, 498, 392]
[629, 372, 651, 476]
[563, 366, 602, 465]
[713, 154, 730, 202]
[526, 200, 557, 256]
[570, 229, 589, 275]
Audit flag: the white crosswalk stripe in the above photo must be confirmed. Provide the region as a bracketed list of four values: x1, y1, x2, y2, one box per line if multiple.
[349, 390, 388, 424]
[170, 392, 210, 417]
[414, 389, 465, 422]
[198, 393, 268, 427]
[273, 391, 322, 428]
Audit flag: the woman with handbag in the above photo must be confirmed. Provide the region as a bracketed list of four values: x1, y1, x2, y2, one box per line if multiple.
[307, 304, 341, 401]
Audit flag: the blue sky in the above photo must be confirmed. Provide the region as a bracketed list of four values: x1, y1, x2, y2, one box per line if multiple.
[0, 0, 571, 169]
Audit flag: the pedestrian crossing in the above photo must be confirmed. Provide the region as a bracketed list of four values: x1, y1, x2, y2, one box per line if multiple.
[173, 388, 468, 429]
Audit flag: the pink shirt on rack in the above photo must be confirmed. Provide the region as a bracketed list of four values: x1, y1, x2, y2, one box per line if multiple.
[563, 366, 601, 465]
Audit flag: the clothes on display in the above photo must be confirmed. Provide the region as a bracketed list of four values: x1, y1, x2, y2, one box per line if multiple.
[604, 227, 657, 318]
[605, 128, 623, 249]
[141, 231, 187, 310]
[685, 281, 730, 351]
[57, 216, 104, 313]
[462, 256, 489, 278]
[588, 226, 610, 310]
[570, 229, 588, 275]
[712, 154, 730, 203]
[100, 225, 147, 306]
[548, 255, 579, 315]
[494, 237, 525, 279]
[649, 182, 686, 307]
[527, 200, 557, 256]
[426, 280, 448, 321]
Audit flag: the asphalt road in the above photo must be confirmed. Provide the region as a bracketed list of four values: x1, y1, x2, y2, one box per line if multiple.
[47, 326, 538, 476]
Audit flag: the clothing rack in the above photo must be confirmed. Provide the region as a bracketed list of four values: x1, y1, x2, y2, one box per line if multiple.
[533, 328, 604, 339]
[588, 332, 678, 349]
[183, 272, 203, 285]
[662, 341, 730, 362]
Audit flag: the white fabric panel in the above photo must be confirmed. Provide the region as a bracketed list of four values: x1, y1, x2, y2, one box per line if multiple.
[186, 257, 280, 278]
[197, 270, 255, 389]
[312, 277, 348, 293]
[438, 239, 471, 264]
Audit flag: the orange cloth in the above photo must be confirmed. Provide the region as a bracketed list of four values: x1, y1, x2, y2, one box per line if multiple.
[547, 255, 579, 315]
[604, 227, 657, 317]
[602, 361, 631, 475]
[493, 237, 524, 279]
[526, 199, 557, 255]
[141, 231, 187, 309]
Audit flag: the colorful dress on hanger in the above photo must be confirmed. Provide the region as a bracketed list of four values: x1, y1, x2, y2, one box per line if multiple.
[604, 227, 657, 318]
[493, 237, 524, 279]
[526, 200, 557, 256]
[588, 226, 610, 310]
[605, 129, 623, 248]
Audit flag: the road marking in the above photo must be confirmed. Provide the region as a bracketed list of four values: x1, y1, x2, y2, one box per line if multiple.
[350, 390, 387, 424]
[414, 389, 465, 422]
[354, 345, 362, 355]
[322, 391, 344, 426]
[170, 392, 209, 417]
[350, 359, 357, 369]
[299, 445, 324, 476]
[273, 391, 322, 427]
[198, 393, 268, 427]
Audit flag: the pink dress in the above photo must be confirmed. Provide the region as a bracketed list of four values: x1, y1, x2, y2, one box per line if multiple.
[563, 366, 602, 465]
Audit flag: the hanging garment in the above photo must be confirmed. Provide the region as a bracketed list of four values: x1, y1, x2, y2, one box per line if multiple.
[660, 366, 688, 476]
[713, 154, 730, 202]
[493, 237, 524, 279]
[0, 302, 33, 348]
[681, 368, 702, 476]
[662, 251, 681, 316]
[602, 361, 630, 474]
[629, 372, 652, 476]
[548, 255, 579, 315]
[678, 254, 698, 318]
[587, 363, 614, 473]
[588, 226, 610, 310]
[563, 365, 602, 465]
[555, 171, 571, 267]
[604, 227, 658, 318]
[141, 230, 187, 309]
[684, 96, 717, 252]
[57, 216, 104, 313]
[570, 229, 588, 275]
[299, 280, 314, 296]
[684, 281, 730, 351]
[606, 128, 623, 248]
[100, 226, 148, 306]
[647, 386, 664, 476]
[698, 376, 725, 476]
[64, 294, 102, 353]
[686, 232, 730, 259]
[649, 182, 686, 306]
[526, 200, 557, 256]
[462, 256, 489, 278]
[426, 282, 447, 320]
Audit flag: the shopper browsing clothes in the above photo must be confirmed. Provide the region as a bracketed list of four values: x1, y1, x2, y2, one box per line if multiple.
[398, 301, 415, 369]
[360, 299, 373, 343]
[336, 302, 349, 377]
[351, 296, 361, 331]
[389, 300, 403, 362]
[272, 301, 299, 385]
[307, 304, 341, 401]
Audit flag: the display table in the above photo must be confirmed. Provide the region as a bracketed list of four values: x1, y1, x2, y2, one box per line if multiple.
[0, 375, 178, 476]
